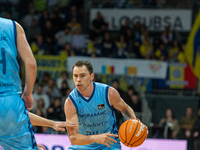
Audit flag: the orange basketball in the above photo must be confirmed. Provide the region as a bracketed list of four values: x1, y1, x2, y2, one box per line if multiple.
[118, 119, 147, 147]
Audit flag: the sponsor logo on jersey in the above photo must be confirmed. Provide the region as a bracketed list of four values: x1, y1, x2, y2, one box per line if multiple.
[97, 104, 105, 110]
[0, 83, 13, 87]
[0, 36, 7, 41]
[79, 110, 106, 118]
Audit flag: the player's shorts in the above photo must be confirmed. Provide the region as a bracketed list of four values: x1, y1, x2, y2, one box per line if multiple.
[0, 95, 38, 150]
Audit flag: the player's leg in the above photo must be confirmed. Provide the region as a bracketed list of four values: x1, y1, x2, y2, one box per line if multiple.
[0, 95, 37, 150]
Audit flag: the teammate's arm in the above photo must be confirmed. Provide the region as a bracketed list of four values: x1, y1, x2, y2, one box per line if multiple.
[16, 22, 37, 111]
[28, 112, 75, 131]
[64, 97, 118, 147]
[109, 87, 136, 120]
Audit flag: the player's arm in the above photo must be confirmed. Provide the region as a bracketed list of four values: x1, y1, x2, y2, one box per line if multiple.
[109, 87, 148, 135]
[109, 87, 136, 120]
[64, 97, 118, 147]
[15, 22, 37, 111]
[28, 112, 75, 131]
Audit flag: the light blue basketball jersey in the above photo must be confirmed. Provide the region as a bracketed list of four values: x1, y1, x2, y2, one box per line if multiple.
[68, 82, 121, 150]
[0, 17, 21, 96]
[0, 18, 37, 150]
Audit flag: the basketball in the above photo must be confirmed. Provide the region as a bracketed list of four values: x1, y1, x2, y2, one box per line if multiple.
[118, 119, 147, 147]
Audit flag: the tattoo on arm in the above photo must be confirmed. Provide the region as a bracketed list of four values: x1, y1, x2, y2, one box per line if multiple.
[122, 110, 132, 120]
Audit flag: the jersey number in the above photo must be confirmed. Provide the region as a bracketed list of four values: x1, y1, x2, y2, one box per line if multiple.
[0, 48, 6, 74]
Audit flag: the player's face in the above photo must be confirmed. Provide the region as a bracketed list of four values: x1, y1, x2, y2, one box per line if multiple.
[73, 65, 94, 91]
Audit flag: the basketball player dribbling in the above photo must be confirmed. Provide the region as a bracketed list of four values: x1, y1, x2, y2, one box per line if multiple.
[65, 60, 148, 150]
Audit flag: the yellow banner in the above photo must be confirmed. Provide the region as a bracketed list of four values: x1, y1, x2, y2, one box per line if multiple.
[169, 66, 184, 89]
[35, 55, 67, 82]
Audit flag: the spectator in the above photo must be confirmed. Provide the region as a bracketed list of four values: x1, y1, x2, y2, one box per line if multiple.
[180, 107, 196, 150]
[129, 93, 142, 113]
[61, 88, 72, 106]
[39, 9, 50, 31]
[124, 86, 137, 100]
[67, 17, 82, 35]
[59, 43, 75, 58]
[32, 84, 50, 112]
[168, 39, 181, 62]
[69, 0, 84, 10]
[90, 12, 106, 40]
[115, 34, 129, 58]
[133, 21, 142, 44]
[64, 6, 80, 24]
[43, 79, 61, 100]
[101, 32, 116, 58]
[192, 108, 200, 150]
[120, 18, 131, 35]
[42, 20, 56, 42]
[30, 35, 46, 55]
[32, 98, 47, 118]
[159, 108, 180, 139]
[71, 28, 86, 55]
[111, 79, 124, 99]
[26, 18, 41, 43]
[40, 72, 51, 86]
[55, 26, 72, 51]
[154, 42, 168, 61]
[41, 20, 56, 54]
[56, 71, 75, 90]
[47, 97, 64, 121]
[60, 81, 69, 97]
[5, 11, 13, 20]
[140, 25, 150, 44]
[177, 43, 186, 63]
[22, 8, 39, 29]
[161, 26, 173, 46]
[125, 28, 137, 58]
[143, 0, 157, 7]
[50, 7, 64, 33]
[140, 35, 154, 59]
[87, 36, 102, 57]
[18, 0, 33, 20]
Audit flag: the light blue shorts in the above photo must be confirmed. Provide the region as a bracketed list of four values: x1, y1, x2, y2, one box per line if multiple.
[0, 95, 37, 150]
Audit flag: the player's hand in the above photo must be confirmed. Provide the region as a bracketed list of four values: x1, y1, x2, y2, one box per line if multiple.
[52, 121, 76, 131]
[21, 94, 34, 111]
[141, 122, 149, 137]
[137, 119, 149, 137]
[37, 144, 46, 150]
[93, 131, 118, 148]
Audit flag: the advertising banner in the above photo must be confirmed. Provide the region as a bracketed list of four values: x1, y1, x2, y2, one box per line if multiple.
[36, 135, 186, 150]
[67, 57, 168, 79]
[35, 55, 67, 82]
[90, 9, 192, 31]
[0, 134, 188, 150]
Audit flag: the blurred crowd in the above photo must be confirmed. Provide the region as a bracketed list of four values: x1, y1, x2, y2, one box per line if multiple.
[0, 0, 192, 62]
[151, 107, 200, 150]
